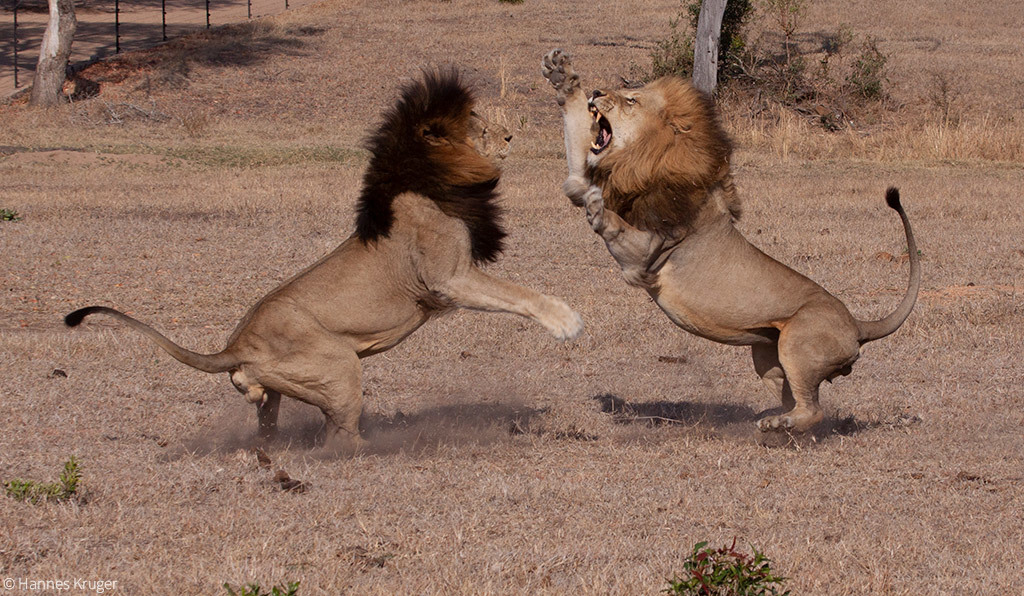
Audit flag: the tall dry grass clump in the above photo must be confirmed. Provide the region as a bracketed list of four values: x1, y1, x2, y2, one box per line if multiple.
[907, 115, 1024, 162]
[730, 107, 1024, 164]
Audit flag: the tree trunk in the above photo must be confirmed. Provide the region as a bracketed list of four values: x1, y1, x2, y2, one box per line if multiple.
[692, 0, 727, 95]
[30, 0, 77, 107]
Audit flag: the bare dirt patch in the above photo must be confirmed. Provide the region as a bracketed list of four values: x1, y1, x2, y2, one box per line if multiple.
[3, 148, 172, 167]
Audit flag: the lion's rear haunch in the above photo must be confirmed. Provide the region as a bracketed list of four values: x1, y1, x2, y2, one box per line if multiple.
[355, 67, 507, 264]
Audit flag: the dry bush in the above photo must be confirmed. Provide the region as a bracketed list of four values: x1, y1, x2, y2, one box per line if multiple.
[180, 110, 213, 138]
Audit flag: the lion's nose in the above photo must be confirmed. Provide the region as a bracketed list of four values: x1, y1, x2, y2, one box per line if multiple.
[504, 134, 513, 143]
[591, 89, 605, 98]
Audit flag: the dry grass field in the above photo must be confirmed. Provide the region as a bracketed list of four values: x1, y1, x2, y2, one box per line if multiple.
[1, 0, 1023, 593]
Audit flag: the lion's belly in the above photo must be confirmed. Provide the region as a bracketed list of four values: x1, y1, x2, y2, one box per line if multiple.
[653, 257, 794, 346]
[352, 312, 432, 357]
[650, 225, 829, 345]
[652, 293, 775, 345]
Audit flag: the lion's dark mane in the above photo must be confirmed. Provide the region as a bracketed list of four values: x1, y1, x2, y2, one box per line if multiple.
[354, 68, 506, 264]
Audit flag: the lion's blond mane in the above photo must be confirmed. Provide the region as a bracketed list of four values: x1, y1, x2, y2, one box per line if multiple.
[586, 77, 738, 233]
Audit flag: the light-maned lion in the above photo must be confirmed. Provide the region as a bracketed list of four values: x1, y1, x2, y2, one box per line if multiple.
[541, 49, 920, 434]
[66, 68, 583, 451]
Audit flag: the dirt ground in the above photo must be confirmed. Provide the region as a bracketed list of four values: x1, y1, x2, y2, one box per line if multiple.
[1, 0, 1022, 594]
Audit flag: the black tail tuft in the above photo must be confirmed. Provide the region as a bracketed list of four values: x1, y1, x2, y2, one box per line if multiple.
[65, 308, 88, 327]
[64, 306, 102, 327]
[885, 186, 901, 211]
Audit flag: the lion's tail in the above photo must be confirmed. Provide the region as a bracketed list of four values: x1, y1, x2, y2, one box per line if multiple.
[856, 187, 921, 344]
[65, 306, 238, 374]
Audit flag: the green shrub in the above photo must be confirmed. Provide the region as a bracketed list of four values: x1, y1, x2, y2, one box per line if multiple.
[640, 1, 891, 128]
[665, 539, 790, 596]
[847, 37, 888, 100]
[645, 1, 753, 82]
[4, 457, 81, 504]
[649, 10, 696, 79]
[1, 208, 21, 221]
[714, 0, 754, 76]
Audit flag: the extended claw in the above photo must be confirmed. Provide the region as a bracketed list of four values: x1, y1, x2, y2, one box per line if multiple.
[541, 48, 580, 103]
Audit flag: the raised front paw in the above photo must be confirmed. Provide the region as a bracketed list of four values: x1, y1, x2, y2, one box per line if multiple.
[542, 296, 584, 341]
[541, 48, 581, 104]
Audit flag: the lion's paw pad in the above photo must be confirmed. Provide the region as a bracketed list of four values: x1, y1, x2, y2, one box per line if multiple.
[542, 49, 579, 92]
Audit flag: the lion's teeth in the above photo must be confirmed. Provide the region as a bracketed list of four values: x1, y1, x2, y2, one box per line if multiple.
[591, 142, 601, 150]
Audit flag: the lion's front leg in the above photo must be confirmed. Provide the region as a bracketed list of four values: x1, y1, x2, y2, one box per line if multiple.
[439, 267, 584, 341]
[542, 49, 593, 204]
[583, 186, 673, 289]
[582, 184, 611, 236]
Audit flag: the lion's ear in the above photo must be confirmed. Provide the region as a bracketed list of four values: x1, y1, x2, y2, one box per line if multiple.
[669, 117, 693, 135]
[664, 103, 694, 134]
[420, 122, 446, 145]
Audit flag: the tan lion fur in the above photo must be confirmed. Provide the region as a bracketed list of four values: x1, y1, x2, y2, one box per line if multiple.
[543, 49, 919, 434]
[66, 69, 582, 452]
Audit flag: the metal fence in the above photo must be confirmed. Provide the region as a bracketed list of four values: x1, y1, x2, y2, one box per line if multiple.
[2, 0, 313, 97]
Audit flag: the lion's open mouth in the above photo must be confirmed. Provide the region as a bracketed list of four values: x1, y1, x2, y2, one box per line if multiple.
[590, 106, 612, 155]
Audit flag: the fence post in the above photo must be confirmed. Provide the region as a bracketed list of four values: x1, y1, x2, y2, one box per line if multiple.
[247, 0, 251, 19]
[12, 0, 18, 88]
[162, 0, 167, 41]
[285, 0, 289, 10]
[206, 0, 210, 28]
[115, 0, 120, 53]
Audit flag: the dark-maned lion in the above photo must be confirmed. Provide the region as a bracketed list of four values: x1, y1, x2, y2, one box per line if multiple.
[66, 68, 583, 451]
[542, 49, 919, 434]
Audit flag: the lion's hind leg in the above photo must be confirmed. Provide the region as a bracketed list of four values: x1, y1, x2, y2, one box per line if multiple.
[751, 343, 795, 416]
[756, 304, 860, 433]
[258, 345, 366, 453]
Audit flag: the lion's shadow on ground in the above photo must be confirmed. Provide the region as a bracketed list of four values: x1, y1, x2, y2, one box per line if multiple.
[172, 400, 547, 459]
[359, 402, 547, 455]
[169, 392, 909, 459]
[593, 393, 895, 446]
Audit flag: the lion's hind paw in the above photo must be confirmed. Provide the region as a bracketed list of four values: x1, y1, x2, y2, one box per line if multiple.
[757, 407, 822, 434]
